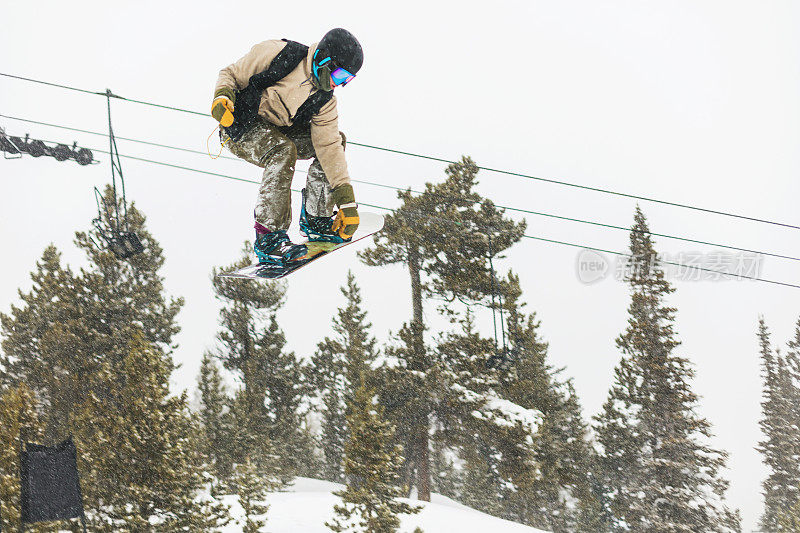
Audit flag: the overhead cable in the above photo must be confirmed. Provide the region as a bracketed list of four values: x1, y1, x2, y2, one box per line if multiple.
[41, 142, 799, 291]
[6, 113, 797, 264]
[2, 72, 797, 230]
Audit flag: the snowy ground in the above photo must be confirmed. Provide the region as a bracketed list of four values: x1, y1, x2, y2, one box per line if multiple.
[221, 477, 548, 533]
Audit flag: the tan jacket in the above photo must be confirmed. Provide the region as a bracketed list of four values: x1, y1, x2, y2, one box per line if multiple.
[215, 40, 350, 188]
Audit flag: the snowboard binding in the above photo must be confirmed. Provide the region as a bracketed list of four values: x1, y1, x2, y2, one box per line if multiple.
[254, 230, 308, 265]
[299, 188, 349, 244]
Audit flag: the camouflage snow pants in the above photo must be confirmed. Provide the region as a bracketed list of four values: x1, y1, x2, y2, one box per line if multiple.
[223, 116, 345, 232]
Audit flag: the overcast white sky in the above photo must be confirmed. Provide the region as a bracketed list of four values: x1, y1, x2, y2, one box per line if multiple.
[2, 1, 799, 530]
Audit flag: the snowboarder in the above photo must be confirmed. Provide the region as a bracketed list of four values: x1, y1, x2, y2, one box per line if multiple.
[211, 28, 363, 264]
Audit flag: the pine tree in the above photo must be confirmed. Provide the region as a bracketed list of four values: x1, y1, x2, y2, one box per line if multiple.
[1, 188, 183, 431]
[787, 317, 800, 404]
[231, 456, 272, 533]
[260, 314, 312, 476]
[310, 336, 349, 482]
[434, 309, 509, 514]
[360, 156, 524, 500]
[758, 317, 800, 532]
[0, 245, 84, 435]
[308, 271, 380, 483]
[226, 387, 283, 487]
[786, 317, 800, 520]
[359, 175, 437, 501]
[0, 187, 215, 530]
[198, 352, 234, 481]
[72, 330, 220, 531]
[429, 437, 463, 501]
[498, 273, 606, 531]
[433, 306, 551, 527]
[326, 374, 420, 533]
[594, 207, 740, 533]
[372, 321, 434, 499]
[435, 313, 521, 522]
[212, 246, 311, 478]
[777, 499, 800, 531]
[193, 481, 234, 533]
[424, 269, 602, 531]
[458, 439, 507, 519]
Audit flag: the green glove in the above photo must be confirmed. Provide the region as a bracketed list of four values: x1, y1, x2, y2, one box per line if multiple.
[331, 184, 359, 240]
[211, 88, 236, 127]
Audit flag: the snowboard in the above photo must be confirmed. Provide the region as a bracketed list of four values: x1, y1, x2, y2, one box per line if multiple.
[218, 212, 384, 280]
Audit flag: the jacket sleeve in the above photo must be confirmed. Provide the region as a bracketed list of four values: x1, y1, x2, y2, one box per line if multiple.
[214, 40, 286, 98]
[310, 96, 350, 189]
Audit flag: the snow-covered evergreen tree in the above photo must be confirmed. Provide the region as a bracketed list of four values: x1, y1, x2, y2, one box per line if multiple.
[226, 385, 284, 484]
[778, 498, 800, 531]
[360, 175, 438, 500]
[373, 319, 434, 499]
[429, 437, 463, 501]
[0, 188, 219, 530]
[198, 352, 234, 481]
[71, 330, 224, 531]
[594, 207, 740, 533]
[309, 335, 349, 482]
[0, 245, 82, 425]
[361, 156, 525, 501]
[788, 317, 800, 405]
[458, 437, 507, 519]
[1, 188, 181, 439]
[212, 246, 313, 479]
[259, 313, 314, 475]
[758, 317, 800, 532]
[432, 273, 603, 531]
[499, 273, 606, 532]
[231, 456, 272, 533]
[435, 310, 504, 511]
[326, 373, 420, 533]
[308, 271, 379, 483]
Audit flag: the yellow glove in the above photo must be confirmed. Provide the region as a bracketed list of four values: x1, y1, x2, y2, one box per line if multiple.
[330, 184, 360, 240]
[211, 88, 235, 127]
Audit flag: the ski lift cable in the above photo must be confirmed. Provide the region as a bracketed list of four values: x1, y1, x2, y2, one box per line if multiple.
[1, 72, 798, 231]
[519, 234, 800, 290]
[40, 144, 800, 291]
[21, 121, 800, 290]
[386, 204, 800, 291]
[8, 122, 798, 287]
[0, 73, 207, 117]
[3, 113, 798, 264]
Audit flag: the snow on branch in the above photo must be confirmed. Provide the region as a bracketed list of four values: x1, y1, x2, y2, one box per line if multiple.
[451, 383, 542, 433]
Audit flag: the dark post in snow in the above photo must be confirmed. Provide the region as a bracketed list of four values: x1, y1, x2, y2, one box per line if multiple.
[18, 436, 87, 533]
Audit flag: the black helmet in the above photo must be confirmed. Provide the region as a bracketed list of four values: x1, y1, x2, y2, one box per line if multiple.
[317, 28, 363, 74]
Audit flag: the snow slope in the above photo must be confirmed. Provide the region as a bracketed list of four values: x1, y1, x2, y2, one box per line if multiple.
[221, 477, 548, 533]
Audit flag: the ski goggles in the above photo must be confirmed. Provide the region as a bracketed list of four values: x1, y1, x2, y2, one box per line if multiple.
[330, 66, 356, 86]
[314, 52, 356, 87]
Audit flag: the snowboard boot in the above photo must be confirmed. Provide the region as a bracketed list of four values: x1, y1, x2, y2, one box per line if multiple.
[298, 188, 348, 244]
[254, 230, 308, 265]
